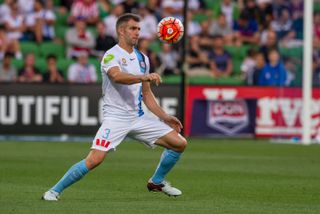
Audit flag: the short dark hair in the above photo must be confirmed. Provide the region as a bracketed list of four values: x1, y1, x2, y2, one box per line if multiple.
[46, 54, 57, 61]
[116, 13, 140, 34]
[4, 52, 14, 59]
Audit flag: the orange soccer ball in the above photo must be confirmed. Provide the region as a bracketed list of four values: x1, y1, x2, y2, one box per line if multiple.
[157, 17, 184, 43]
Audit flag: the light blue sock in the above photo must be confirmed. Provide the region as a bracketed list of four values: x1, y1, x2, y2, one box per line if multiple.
[151, 149, 182, 184]
[51, 159, 89, 193]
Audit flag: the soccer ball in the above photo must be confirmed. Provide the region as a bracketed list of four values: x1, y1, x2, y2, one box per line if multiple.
[157, 17, 184, 43]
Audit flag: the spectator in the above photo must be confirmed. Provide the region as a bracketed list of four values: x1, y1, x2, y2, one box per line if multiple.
[198, 20, 214, 52]
[0, 0, 13, 26]
[157, 43, 180, 76]
[0, 52, 17, 82]
[43, 54, 64, 83]
[208, 35, 233, 78]
[25, 0, 56, 43]
[241, 48, 257, 85]
[67, 52, 97, 83]
[209, 13, 233, 45]
[233, 11, 260, 46]
[0, 26, 22, 60]
[161, 0, 202, 20]
[69, 0, 99, 25]
[138, 5, 158, 40]
[260, 30, 278, 62]
[17, 0, 35, 15]
[4, 2, 26, 41]
[312, 54, 320, 87]
[187, 11, 201, 37]
[283, 58, 296, 86]
[271, 8, 294, 45]
[258, 49, 287, 86]
[314, 12, 320, 48]
[97, 0, 112, 19]
[65, 19, 95, 59]
[146, 0, 162, 21]
[272, 0, 290, 19]
[93, 21, 116, 59]
[121, 0, 139, 14]
[313, 59, 320, 87]
[252, 53, 265, 85]
[256, 0, 273, 27]
[18, 53, 42, 82]
[186, 35, 210, 77]
[213, 0, 240, 28]
[290, 0, 303, 21]
[104, 4, 124, 39]
[0, 26, 8, 59]
[161, 0, 184, 20]
[244, 0, 259, 21]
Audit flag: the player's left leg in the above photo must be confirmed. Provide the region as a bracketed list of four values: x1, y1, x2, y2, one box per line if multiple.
[130, 115, 187, 196]
[147, 131, 187, 196]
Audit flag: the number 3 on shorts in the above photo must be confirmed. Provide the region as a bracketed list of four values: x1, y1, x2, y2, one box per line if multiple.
[102, 129, 111, 139]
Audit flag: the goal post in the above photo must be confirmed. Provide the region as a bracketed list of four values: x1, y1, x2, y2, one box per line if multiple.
[302, 0, 314, 145]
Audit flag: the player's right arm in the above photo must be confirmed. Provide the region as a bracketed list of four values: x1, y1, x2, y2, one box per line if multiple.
[102, 52, 161, 85]
[107, 66, 162, 85]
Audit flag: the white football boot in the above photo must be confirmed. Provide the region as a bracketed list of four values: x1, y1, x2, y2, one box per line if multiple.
[42, 190, 60, 201]
[147, 180, 182, 197]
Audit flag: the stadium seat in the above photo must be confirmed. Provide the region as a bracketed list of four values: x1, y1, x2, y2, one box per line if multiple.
[224, 45, 250, 60]
[232, 58, 242, 75]
[53, 0, 61, 6]
[279, 47, 303, 58]
[40, 42, 65, 59]
[20, 42, 41, 56]
[57, 58, 74, 78]
[162, 75, 181, 84]
[12, 59, 24, 70]
[35, 58, 47, 73]
[88, 58, 102, 82]
[56, 12, 69, 26]
[188, 76, 245, 85]
[55, 25, 68, 40]
[193, 14, 208, 23]
[203, 0, 219, 9]
[315, 3, 320, 12]
[149, 40, 161, 53]
[88, 26, 98, 37]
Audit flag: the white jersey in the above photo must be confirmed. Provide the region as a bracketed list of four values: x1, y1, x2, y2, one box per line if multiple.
[100, 44, 150, 119]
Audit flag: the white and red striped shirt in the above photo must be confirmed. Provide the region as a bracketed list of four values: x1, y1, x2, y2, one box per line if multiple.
[71, 0, 99, 19]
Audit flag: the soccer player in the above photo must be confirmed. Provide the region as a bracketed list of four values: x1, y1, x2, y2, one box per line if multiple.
[42, 13, 187, 201]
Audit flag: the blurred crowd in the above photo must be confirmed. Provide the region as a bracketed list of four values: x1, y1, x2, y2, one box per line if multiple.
[0, 0, 319, 87]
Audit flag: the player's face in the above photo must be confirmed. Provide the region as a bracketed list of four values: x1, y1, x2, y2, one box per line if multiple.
[123, 20, 140, 46]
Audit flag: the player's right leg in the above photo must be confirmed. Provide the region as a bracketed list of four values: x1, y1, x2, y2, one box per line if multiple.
[42, 150, 106, 201]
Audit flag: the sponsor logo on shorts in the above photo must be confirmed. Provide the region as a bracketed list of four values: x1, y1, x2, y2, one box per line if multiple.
[95, 139, 111, 149]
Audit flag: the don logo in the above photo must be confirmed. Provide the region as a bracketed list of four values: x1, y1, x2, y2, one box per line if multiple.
[207, 100, 249, 135]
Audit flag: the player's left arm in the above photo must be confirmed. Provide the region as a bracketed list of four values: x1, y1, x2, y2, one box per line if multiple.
[142, 81, 183, 133]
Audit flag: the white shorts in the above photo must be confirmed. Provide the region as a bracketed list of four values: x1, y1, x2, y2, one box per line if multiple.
[91, 115, 173, 152]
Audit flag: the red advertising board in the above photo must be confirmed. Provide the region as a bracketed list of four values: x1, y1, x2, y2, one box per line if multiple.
[186, 86, 320, 138]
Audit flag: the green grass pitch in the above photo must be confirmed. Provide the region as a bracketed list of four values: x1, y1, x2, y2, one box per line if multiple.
[0, 138, 320, 214]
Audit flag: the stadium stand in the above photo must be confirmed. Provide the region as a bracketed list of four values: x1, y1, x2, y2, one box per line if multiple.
[0, 0, 317, 87]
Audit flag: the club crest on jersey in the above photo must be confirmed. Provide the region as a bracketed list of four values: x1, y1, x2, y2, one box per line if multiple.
[121, 58, 127, 66]
[140, 61, 146, 69]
